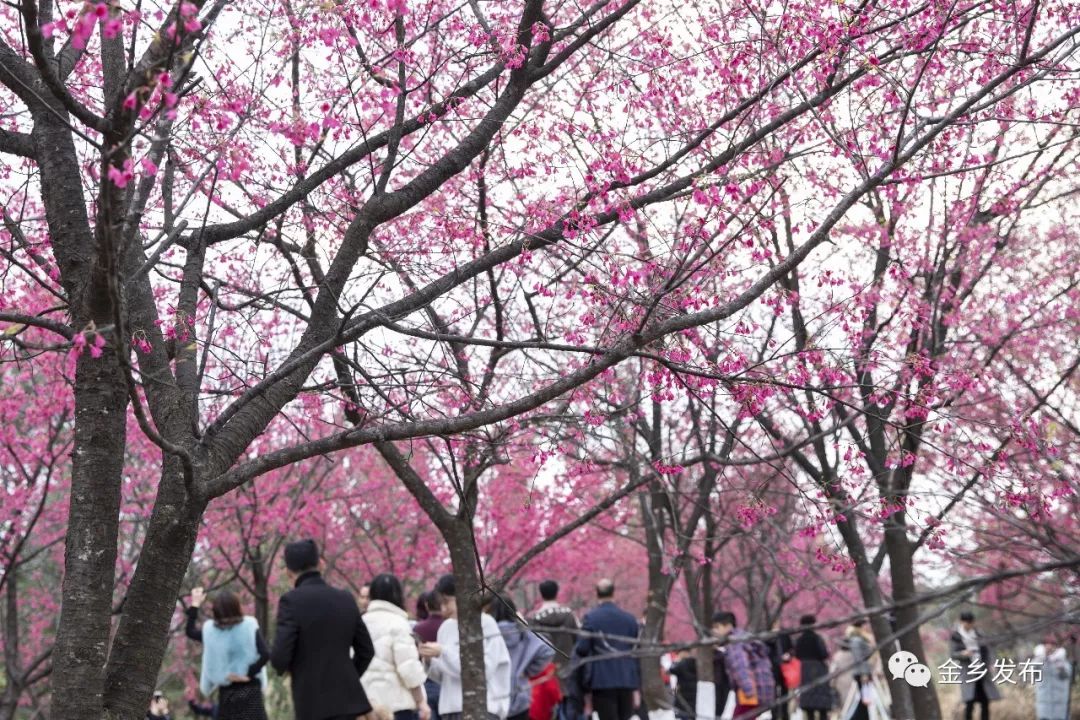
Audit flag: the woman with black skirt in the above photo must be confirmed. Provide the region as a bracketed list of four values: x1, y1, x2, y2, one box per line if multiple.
[795, 615, 833, 720]
[187, 587, 270, 720]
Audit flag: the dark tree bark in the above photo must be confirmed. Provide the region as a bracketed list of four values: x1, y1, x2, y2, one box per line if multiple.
[33, 104, 131, 720]
[1, 572, 21, 720]
[640, 485, 676, 713]
[103, 458, 206, 717]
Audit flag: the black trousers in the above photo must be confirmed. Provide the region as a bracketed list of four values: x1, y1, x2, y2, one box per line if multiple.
[803, 711, 828, 720]
[963, 682, 990, 720]
[592, 688, 635, 720]
[771, 671, 790, 720]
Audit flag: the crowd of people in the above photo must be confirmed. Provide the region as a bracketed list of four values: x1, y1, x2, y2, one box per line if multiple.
[149, 540, 1074, 720]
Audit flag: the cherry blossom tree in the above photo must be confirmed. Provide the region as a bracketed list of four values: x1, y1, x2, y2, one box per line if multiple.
[2, 0, 1080, 717]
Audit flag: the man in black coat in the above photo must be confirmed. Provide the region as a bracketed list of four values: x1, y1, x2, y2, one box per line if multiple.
[271, 539, 376, 720]
[574, 579, 640, 720]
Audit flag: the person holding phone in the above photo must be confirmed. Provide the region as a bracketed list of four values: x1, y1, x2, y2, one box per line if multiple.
[147, 691, 173, 719]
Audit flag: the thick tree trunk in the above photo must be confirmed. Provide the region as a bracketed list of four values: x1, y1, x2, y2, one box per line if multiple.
[50, 351, 129, 720]
[446, 520, 491, 720]
[883, 520, 940, 720]
[102, 459, 206, 719]
[29, 98, 132, 720]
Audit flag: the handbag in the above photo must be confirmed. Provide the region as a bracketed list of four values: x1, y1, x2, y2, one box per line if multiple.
[780, 658, 801, 690]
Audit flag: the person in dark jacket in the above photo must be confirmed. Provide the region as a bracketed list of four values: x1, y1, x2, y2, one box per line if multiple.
[270, 539, 376, 720]
[574, 579, 640, 720]
[531, 580, 581, 720]
[188, 699, 218, 718]
[795, 615, 832, 720]
[714, 645, 732, 718]
[949, 612, 1000, 720]
[668, 650, 697, 720]
[531, 581, 580, 698]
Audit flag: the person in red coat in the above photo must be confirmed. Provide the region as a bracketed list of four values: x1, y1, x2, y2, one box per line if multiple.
[529, 661, 562, 720]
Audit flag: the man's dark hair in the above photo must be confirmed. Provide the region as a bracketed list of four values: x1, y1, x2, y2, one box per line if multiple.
[435, 574, 456, 598]
[539, 580, 559, 601]
[596, 579, 615, 598]
[959, 611, 976, 622]
[211, 590, 244, 628]
[284, 539, 320, 573]
[799, 614, 817, 627]
[711, 611, 736, 627]
[369, 573, 405, 610]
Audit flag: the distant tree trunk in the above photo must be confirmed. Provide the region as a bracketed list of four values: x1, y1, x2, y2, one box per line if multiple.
[250, 546, 271, 634]
[825, 487, 915, 720]
[685, 513, 716, 720]
[376, 441, 493, 720]
[640, 487, 676, 714]
[1, 572, 21, 720]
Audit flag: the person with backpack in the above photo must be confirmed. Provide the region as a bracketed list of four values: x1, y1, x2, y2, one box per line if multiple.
[711, 611, 776, 720]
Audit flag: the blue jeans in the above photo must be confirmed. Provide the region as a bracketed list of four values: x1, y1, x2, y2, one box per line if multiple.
[425, 679, 441, 720]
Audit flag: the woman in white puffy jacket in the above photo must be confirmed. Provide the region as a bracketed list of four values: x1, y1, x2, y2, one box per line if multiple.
[361, 574, 432, 720]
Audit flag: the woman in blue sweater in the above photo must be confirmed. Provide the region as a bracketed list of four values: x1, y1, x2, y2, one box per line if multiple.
[187, 587, 270, 720]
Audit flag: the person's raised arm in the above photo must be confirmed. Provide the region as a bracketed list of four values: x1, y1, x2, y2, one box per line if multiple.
[185, 587, 207, 643]
[270, 594, 298, 674]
